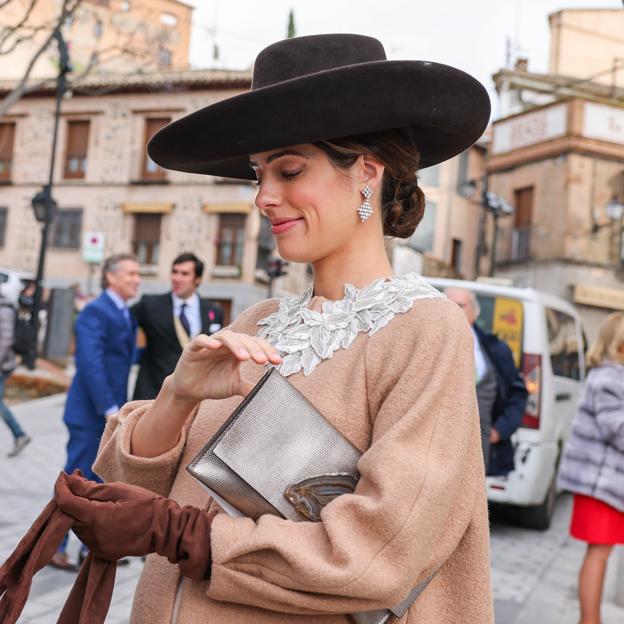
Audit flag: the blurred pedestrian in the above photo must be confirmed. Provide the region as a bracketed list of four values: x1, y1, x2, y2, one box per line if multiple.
[131, 252, 223, 400]
[0, 287, 31, 457]
[558, 312, 624, 624]
[446, 287, 528, 474]
[49, 253, 140, 571]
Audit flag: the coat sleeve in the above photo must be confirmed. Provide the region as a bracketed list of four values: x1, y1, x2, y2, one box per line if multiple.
[594, 380, 624, 452]
[491, 341, 528, 440]
[93, 299, 279, 492]
[93, 399, 198, 495]
[206, 300, 487, 615]
[74, 305, 117, 415]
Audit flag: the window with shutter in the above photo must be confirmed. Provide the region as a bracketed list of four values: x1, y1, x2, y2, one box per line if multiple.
[50, 209, 82, 248]
[133, 213, 162, 264]
[63, 120, 90, 179]
[142, 118, 170, 180]
[216, 213, 246, 267]
[0, 123, 16, 182]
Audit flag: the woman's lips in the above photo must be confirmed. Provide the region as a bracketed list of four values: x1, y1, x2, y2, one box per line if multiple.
[271, 218, 303, 234]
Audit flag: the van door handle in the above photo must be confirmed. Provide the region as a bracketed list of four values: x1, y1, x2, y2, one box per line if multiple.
[556, 393, 572, 402]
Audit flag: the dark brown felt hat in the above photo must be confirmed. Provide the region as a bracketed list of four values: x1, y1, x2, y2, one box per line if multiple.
[147, 33, 491, 180]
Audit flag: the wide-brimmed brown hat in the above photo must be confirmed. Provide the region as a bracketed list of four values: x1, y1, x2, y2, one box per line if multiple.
[147, 33, 490, 180]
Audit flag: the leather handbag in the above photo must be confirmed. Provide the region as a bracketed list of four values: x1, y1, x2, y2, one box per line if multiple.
[187, 368, 434, 624]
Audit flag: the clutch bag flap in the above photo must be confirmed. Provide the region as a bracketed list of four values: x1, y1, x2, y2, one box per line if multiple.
[211, 368, 362, 522]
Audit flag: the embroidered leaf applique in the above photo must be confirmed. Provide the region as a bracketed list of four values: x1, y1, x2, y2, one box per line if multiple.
[257, 273, 443, 377]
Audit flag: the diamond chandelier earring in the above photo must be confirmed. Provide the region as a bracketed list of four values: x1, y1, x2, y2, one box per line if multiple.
[358, 186, 373, 222]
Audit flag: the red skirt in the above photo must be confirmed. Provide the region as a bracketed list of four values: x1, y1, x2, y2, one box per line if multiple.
[570, 494, 624, 545]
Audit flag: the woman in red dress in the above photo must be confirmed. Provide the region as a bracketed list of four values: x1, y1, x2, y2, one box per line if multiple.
[558, 312, 624, 624]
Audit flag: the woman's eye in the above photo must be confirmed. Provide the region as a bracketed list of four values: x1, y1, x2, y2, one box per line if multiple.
[282, 170, 301, 179]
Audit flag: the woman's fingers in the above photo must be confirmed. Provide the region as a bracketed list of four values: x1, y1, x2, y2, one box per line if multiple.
[190, 331, 282, 365]
[255, 337, 283, 364]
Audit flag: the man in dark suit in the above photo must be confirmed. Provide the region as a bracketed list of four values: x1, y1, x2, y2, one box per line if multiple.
[446, 287, 528, 476]
[131, 252, 223, 400]
[51, 253, 140, 570]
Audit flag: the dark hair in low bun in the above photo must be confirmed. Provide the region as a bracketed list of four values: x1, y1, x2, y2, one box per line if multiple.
[315, 128, 426, 239]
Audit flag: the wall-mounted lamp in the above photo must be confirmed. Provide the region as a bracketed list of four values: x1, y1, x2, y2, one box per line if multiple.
[592, 196, 624, 234]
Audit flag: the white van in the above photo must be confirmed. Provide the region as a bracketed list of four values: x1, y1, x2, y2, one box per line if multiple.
[0, 266, 33, 305]
[426, 277, 586, 530]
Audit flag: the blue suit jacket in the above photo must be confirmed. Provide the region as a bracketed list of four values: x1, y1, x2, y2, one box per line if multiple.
[64, 292, 137, 430]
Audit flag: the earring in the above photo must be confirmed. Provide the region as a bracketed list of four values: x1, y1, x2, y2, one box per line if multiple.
[358, 186, 373, 222]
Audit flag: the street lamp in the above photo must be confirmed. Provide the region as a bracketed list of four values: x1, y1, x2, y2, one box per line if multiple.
[24, 28, 71, 369]
[31, 186, 58, 223]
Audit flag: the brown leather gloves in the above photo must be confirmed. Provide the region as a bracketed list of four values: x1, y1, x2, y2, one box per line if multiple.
[0, 471, 219, 624]
[56, 472, 218, 579]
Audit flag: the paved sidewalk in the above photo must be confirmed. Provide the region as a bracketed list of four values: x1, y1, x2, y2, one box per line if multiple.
[0, 394, 142, 623]
[491, 497, 624, 623]
[2, 393, 624, 623]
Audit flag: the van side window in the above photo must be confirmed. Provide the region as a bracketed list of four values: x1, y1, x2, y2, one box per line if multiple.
[546, 308, 580, 380]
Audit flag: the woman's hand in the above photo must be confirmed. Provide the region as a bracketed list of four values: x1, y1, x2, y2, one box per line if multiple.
[167, 330, 282, 403]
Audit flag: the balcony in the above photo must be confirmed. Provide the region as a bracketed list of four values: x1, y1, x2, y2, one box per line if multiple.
[494, 225, 551, 265]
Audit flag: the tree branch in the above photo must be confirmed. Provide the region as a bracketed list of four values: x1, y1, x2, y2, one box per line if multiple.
[0, 0, 81, 117]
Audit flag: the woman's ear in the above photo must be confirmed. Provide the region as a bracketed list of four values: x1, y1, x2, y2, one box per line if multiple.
[357, 155, 385, 192]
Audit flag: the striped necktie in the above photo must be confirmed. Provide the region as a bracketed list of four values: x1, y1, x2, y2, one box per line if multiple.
[179, 303, 191, 337]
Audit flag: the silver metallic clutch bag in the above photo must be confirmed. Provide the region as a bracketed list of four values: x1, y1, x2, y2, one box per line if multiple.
[187, 368, 433, 624]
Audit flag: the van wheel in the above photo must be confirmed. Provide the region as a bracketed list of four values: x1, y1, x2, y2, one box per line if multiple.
[519, 476, 557, 531]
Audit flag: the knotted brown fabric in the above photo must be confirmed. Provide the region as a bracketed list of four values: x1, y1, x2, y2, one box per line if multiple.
[0, 471, 217, 624]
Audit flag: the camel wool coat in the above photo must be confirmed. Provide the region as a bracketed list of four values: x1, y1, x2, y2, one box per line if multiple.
[94, 294, 494, 624]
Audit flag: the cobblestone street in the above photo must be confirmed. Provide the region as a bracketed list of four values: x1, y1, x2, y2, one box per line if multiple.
[2, 393, 624, 623]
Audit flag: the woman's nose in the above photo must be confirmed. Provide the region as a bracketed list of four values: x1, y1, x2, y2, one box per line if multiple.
[255, 179, 280, 211]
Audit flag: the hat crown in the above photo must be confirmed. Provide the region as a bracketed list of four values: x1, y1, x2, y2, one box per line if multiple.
[252, 34, 387, 90]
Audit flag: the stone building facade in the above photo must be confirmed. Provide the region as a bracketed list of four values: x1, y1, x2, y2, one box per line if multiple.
[489, 54, 624, 341]
[0, 68, 311, 321]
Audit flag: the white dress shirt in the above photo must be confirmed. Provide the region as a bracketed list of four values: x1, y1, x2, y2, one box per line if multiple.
[172, 292, 201, 338]
[471, 326, 489, 384]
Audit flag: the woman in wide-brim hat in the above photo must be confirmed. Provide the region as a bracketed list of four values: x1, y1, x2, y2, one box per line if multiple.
[90, 33, 493, 623]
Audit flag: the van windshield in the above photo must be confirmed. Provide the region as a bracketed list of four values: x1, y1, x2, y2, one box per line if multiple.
[475, 295, 524, 368]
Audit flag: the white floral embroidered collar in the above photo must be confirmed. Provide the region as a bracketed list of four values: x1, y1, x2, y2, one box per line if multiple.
[257, 272, 444, 377]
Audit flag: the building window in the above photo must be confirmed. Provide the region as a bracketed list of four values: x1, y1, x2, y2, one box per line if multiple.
[216, 213, 246, 267]
[456, 150, 469, 192]
[63, 120, 89, 179]
[451, 238, 463, 273]
[513, 186, 534, 260]
[158, 47, 173, 67]
[142, 118, 170, 180]
[120, 0, 131, 10]
[409, 200, 436, 252]
[133, 213, 162, 265]
[0, 207, 7, 246]
[256, 216, 274, 270]
[0, 123, 16, 182]
[546, 308, 581, 380]
[50, 209, 82, 248]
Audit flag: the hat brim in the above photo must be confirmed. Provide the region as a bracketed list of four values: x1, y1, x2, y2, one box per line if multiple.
[147, 60, 490, 180]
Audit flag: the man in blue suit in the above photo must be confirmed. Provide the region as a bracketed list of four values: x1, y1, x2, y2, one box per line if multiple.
[50, 253, 140, 570]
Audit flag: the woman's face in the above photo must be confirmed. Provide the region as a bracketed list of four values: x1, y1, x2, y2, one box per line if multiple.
[250, 144, 366, 264]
